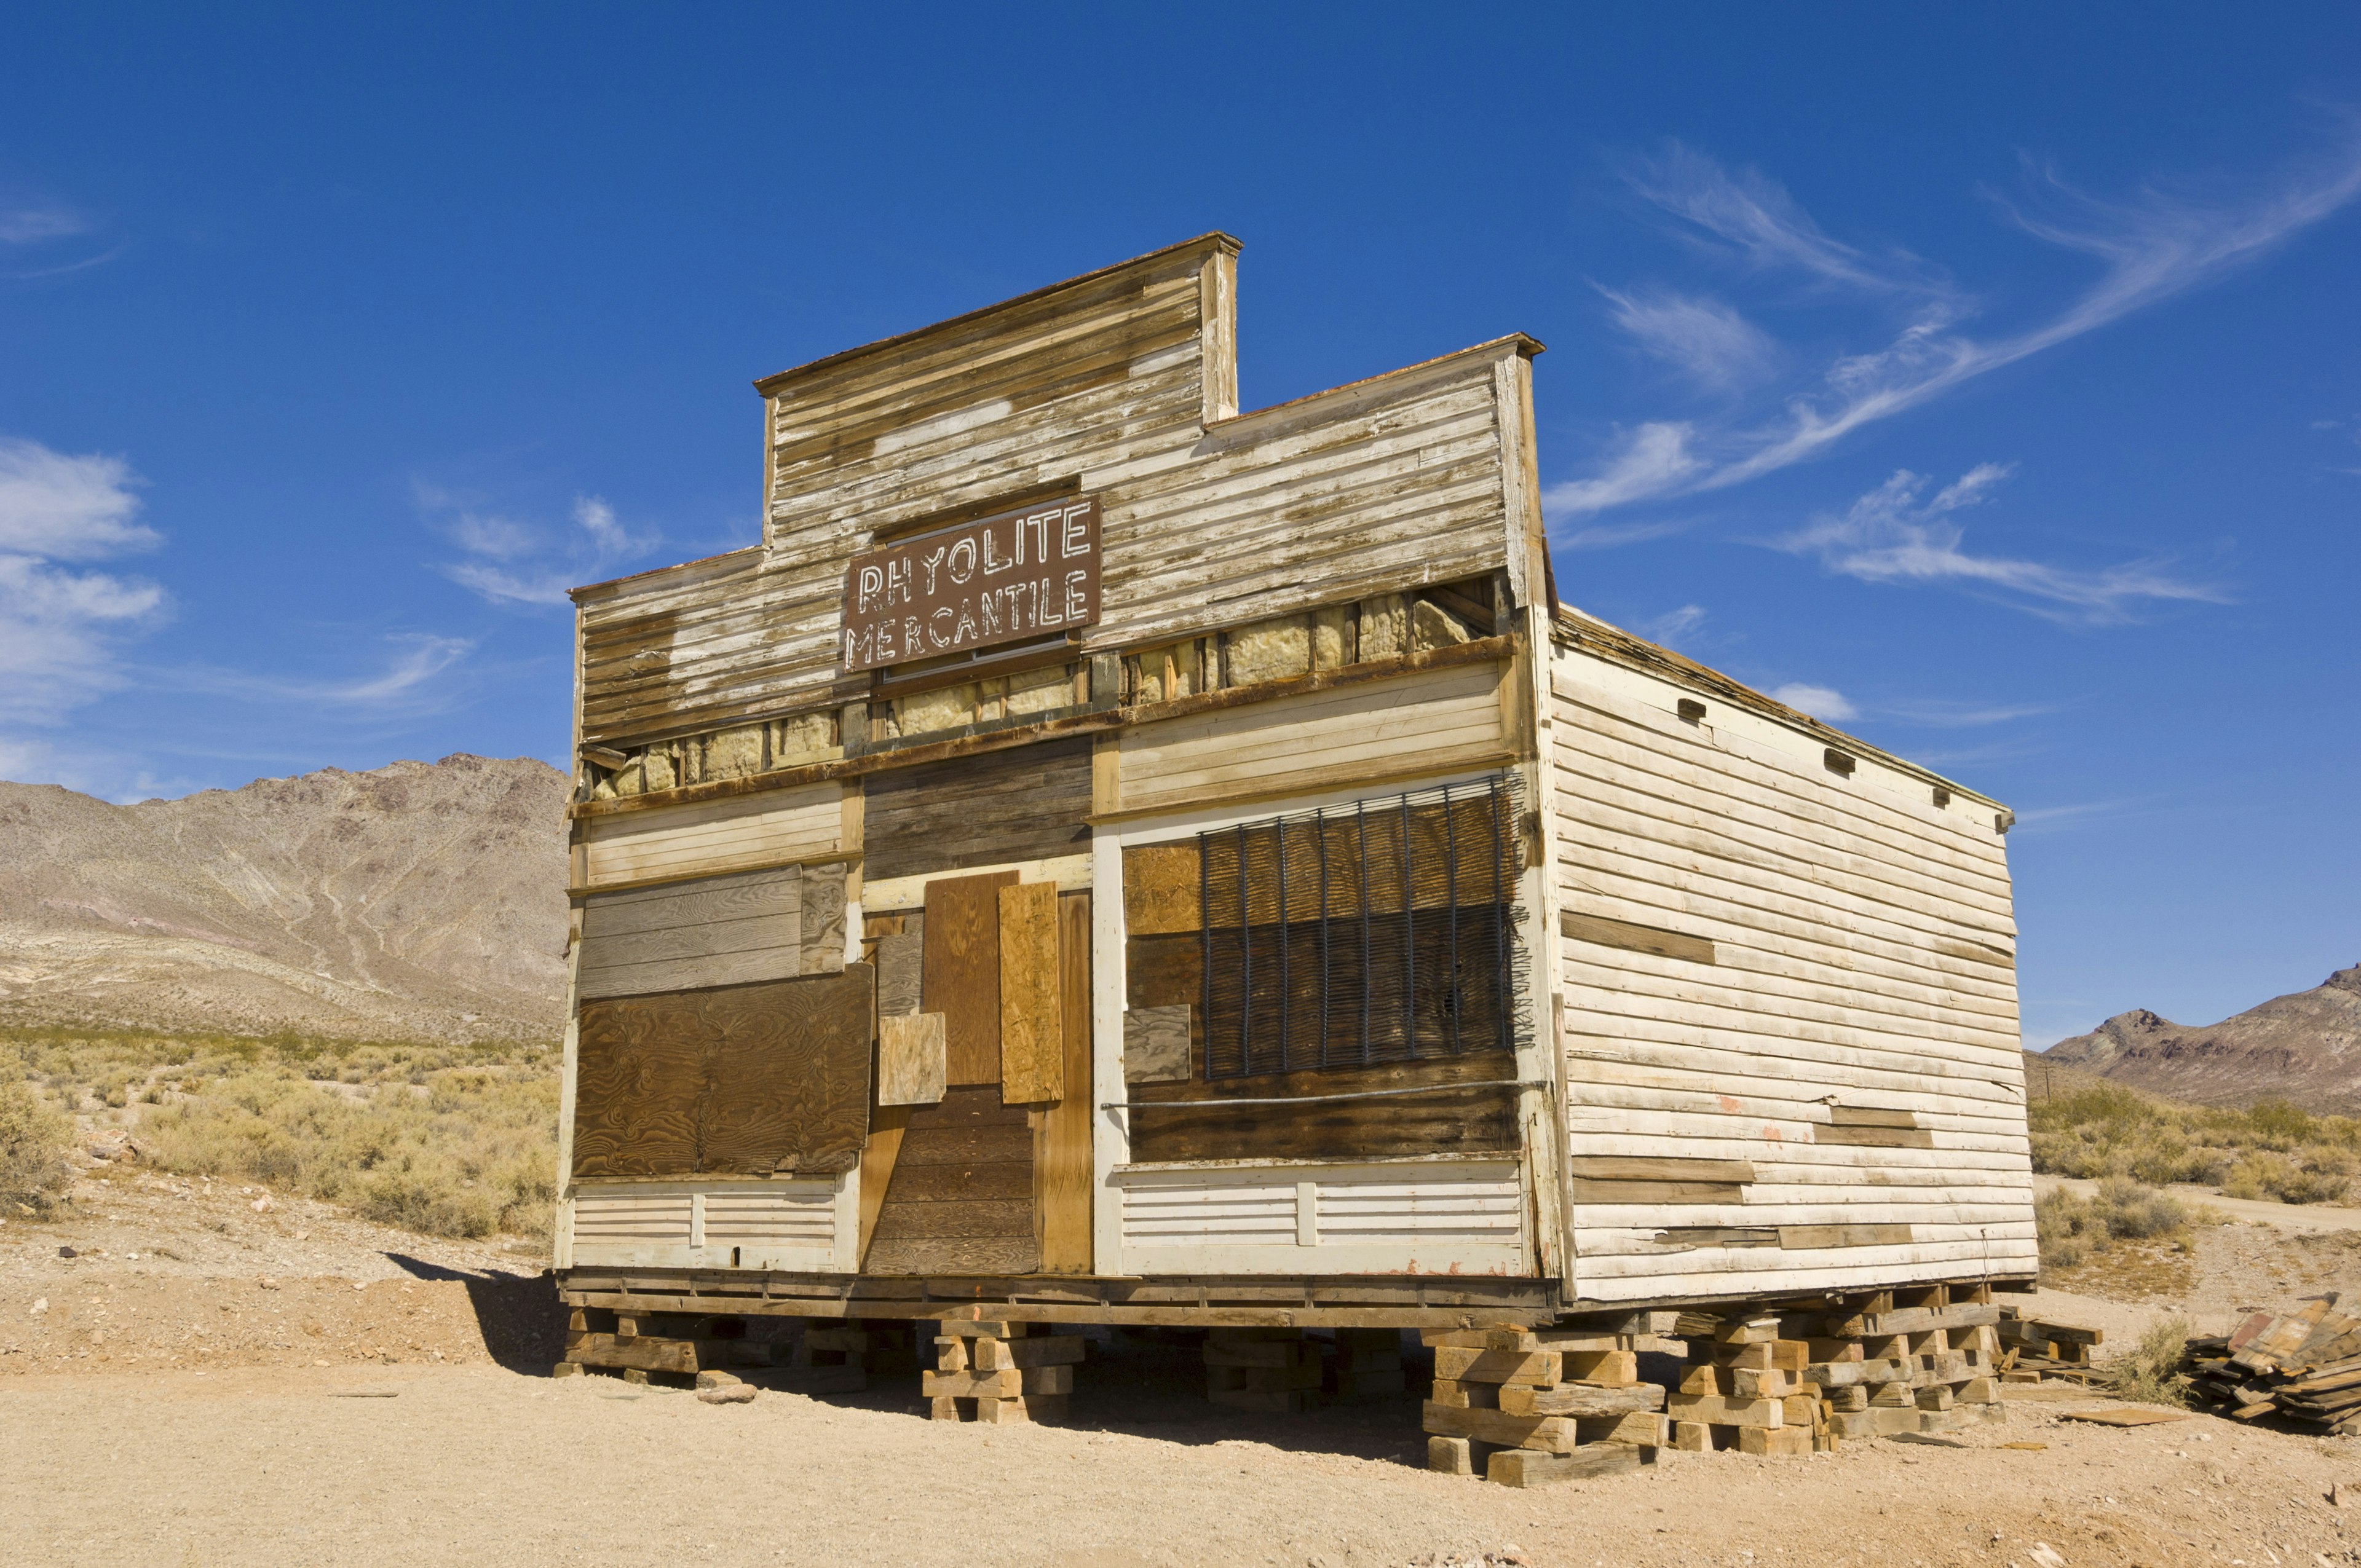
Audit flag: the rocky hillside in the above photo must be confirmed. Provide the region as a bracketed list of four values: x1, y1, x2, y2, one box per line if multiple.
[2042, 963, 2361, 1113]
[0, 755, 569, 1044]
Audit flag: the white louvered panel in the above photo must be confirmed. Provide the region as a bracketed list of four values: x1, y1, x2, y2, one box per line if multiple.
[571, 1190, 692, 1245]
[1314, 1174, 1523, 1246]
[702, 1186, 836, 1247]
[1121, 1183, 1296, 1247]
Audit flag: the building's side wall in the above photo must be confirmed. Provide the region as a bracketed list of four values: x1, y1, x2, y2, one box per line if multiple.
[1548, 640, 2035, 1303]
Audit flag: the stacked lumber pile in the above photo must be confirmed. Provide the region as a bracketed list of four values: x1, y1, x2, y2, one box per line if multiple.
[1997, 1307, 2103, 1383]
[1420, 1319, 1666, 1489]
[1671, 1286, 2005, 1452]
[1204, 1327, 1325, 1412]
[2188, 1292, 2361, 1433]
[925, 1320, 1082, 1424]
[1326, 1327, 1408, 1400]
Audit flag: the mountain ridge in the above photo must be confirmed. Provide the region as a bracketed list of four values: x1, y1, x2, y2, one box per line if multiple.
[2043, 963, 2361, 1113]
[0, 754, 569, 1044]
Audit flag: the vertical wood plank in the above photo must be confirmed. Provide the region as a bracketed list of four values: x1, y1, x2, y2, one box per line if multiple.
[800, 860, 848, 974]
[999, 881, 1062, 1105]
[856, 1102, 911, 1268]
[876, 923, 924, 1017]
[927, 870, 1018, 1085]
[1036, 890, 1095, 1272]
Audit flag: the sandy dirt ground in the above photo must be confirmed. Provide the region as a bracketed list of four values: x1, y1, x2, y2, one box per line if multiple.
[6, 1171, 2358, 1567]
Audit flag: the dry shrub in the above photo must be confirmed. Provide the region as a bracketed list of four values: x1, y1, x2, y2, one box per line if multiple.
[2029, 1084, 2357, 1204]
[2036, 1179, 2194, 1272]
[2107, 1315, 2192, 1408]
[2, 1024, 560, 1242]
[0, 1070, 75, 1211]
[135, 1070, 558, 1240]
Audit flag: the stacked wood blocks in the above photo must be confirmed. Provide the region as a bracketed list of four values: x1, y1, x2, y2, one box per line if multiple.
[925, 1321, 1083, 1424]
[555, 1310, 786, 1385]
[1421, 1323, 1666, 1489]
[784, 1319, 911, 1393]
[1997, 1306, 2103, 1383]
[1204, 1327, 1325, 1412]
[1671, 1287, 2005, 1453]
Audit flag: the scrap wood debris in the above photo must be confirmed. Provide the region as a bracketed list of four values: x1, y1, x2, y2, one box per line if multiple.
[1996, 1306, 2103, 1384]
[2188, 1290, 2361, 1433]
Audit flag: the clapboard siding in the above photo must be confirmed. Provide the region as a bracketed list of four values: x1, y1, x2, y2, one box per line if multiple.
[573, 235, 1530, 750]
[1549, 639, 2035, 1302]
[580, 782, 842, 888]
[1113, 659, 1507, 818]
[1113, 1158, 1525, 1274]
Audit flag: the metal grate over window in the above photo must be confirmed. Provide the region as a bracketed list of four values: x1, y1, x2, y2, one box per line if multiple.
[1198, 773, 1529, 1080]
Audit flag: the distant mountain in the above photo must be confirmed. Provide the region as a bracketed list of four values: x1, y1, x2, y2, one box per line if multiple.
[2041, 963, 2361, 1113]
[0, 755, 569, 1044]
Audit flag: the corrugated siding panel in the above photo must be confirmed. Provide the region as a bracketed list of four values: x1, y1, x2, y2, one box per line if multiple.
[1315, 1174, 1522, 1247]
[1549, 648, 2036, 1304]
[571, 1190, 692, 1245]
[702, 1186, 836, 1246]
[1123, 1183, 1297, 1247]
[575, 242, 1520, 748]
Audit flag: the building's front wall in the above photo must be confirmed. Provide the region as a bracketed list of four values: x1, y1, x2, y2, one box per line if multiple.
[1547, 623, 2038, 1303]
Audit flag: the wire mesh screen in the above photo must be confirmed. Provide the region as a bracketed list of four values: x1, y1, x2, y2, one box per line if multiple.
[1198, 773, 1529, 1080]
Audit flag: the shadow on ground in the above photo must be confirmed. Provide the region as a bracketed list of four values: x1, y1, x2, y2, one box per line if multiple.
[384, 1253, 567, 1373]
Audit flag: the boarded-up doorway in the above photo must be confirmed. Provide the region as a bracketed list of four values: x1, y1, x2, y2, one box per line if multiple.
[861, 872, 1092, 1275]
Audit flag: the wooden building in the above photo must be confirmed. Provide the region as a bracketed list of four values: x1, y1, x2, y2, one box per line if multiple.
[553, 233, 2035, 1350]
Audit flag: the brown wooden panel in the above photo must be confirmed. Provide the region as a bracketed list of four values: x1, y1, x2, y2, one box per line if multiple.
[1036, 890, 1094, 1272]
[863, 736, 1093, 882]
[926, 870, 1017, 1085]
[876, 921, 923, 1017]
[1123, 843, 1200, 936]
[799, 861, 848, 973]
[998, 881, 1062, 1104]
[1559, 910, 1715, 966]
[572, 965, 874, 1180]
[863, 1085, 1038, 1276]
[576, 865, 801, 1001]
[855, 1101, 911, 1267]
[1123, 1049, 1518, 1165]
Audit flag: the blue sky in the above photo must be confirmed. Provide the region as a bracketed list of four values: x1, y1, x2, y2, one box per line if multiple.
[2, 6, 2355, 1046]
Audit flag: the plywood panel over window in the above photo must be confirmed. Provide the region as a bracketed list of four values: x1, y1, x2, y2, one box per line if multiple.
[863, 736, 1093, 882]
[571, 966, 874, 1180]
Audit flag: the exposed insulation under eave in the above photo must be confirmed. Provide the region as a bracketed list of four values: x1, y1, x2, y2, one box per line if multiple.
[1549, 607, 2009, 816]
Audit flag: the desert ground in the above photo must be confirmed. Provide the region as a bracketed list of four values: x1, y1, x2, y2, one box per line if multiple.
[4, 1173, 2355, 1568]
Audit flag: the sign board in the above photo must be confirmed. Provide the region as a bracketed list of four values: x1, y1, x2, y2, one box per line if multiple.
[840, 495, 1101, 673]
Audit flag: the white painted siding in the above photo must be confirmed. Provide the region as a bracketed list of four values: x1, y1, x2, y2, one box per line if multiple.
[1113, 1158, 1524, 1275]
[565, 1180, 844, 1272]
[1549, 640, 2036, 1304]
[579, 783, 843, 889]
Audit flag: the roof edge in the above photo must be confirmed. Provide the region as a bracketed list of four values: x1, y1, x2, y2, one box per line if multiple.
[1550, 606, 2010, 814]
[752, 232, 1244, 397]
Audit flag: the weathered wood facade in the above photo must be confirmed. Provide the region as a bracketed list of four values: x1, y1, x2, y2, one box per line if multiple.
[553, 234, 2036, 1331]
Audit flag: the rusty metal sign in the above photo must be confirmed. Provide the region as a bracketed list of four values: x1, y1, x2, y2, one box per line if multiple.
[840, 495, 1101, 672]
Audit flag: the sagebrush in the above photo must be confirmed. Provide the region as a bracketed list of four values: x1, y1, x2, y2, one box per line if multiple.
[2028, 1083, 2357, 1204]
[2035, 1178, 2196, 1270]
[2, 1025, 558, 1240]
[2107, 1315, 2193, 1408]
[0, 1059, 75, 1210]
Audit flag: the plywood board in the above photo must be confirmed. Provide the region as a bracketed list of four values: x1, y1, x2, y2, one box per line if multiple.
[998, 881, 1062, 1104]
[576, 866, 801, 1001]
[926, 870, 1018, 1086]
[1123, 1004, 1192, 1084]
[864, 737, 1094, 883]
[879, 1012, 947, 1106]
[863, 1085, 1039, 1276]
[1123, 843, 1200, 936]
[799, 861, 848, 974]
[572, 965, 875, 1180]
[876, 923, 923, 1017]
[1035, 890, 1094, 1273]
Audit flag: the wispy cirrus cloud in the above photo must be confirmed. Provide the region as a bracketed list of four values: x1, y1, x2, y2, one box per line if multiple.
[1774, 463, 2228, 624]
[1598, 285, 1779, 391]
[148, 633, 476, 712]
[1546, 130, 2361, 521]
[0, 436, 167, 723]
[1767, 682, 1858, 722]
[424, 484, 658, 606]
[1640, 604, 1709, 647]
